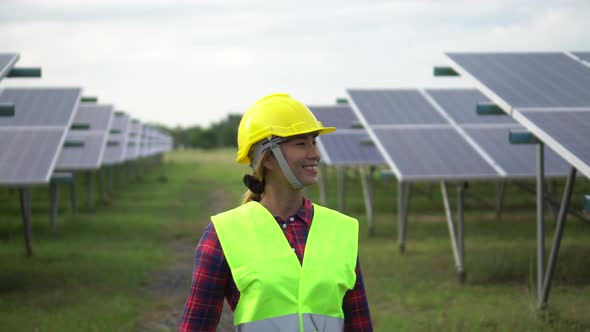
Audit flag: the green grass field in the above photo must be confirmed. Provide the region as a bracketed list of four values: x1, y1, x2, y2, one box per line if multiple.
[1, 149, 590, 331]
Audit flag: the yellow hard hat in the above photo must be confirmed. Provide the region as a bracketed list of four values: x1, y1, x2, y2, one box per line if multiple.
[236, 93, 336, 164]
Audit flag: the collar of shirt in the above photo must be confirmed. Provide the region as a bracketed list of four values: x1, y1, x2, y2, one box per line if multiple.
[273, 196, 313, 227]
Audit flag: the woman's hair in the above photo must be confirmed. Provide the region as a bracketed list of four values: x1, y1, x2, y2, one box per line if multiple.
[240, 149, 270, 204]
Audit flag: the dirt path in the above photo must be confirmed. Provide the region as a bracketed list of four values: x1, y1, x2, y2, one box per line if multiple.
[137, 187, 235, 332]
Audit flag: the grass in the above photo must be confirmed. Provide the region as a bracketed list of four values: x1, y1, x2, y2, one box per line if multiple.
[1, 149, 590, 331]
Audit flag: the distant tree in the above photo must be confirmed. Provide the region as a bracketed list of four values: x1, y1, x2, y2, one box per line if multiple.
[154, 113, 242, 149]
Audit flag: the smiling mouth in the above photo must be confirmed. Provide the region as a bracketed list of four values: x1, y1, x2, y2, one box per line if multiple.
[303, 165, 318, 170]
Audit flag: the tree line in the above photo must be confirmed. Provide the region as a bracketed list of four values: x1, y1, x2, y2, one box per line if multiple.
[154, 113, 242, 149]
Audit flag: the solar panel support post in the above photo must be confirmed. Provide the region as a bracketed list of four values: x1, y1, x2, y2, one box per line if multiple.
[540, 167, 576, 309]
[0, 103, 15, 116]
[337, 167, 347, 212]
[18, 187, 33, 257]
[70, 174, 77, 214]
[397, 181, 411, 254]
[108, 167, 113, 195]
[457, 182, 467, 283]
[318, 164, 328, 206]
[49, 180, 59, 233]
[6, 67, 42, 78]
[441, 181, 464, 281]
[509, 129, 546, 300]
[548, 180, 559, 224]
[359, 166, 375, 236]
[495, 180, 506, 221]
[86, 171, 93, 210]
[536, 142, 545, 304]
[98, 169, 106, 203]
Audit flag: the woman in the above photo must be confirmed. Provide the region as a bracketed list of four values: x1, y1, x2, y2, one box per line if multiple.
[179, 93, 373, 332]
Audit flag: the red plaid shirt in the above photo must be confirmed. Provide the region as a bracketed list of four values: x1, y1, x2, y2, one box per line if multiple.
[179, 197, 373, 332]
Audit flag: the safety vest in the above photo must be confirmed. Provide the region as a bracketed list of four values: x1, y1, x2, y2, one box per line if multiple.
[211, 201, 358, 332]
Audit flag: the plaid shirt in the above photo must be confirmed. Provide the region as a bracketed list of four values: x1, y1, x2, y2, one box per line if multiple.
[179, 197, 373, 332]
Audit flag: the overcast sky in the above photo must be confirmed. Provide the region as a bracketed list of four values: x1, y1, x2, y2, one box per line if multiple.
[1, 0, 589, 127]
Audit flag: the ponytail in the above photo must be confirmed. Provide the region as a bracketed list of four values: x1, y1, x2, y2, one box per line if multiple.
[240, 149, 270, 204]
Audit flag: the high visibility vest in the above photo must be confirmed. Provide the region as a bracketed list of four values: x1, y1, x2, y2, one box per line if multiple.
[211, 201, 358, 332]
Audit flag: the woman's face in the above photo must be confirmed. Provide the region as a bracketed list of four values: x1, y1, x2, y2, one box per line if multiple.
[277, 134, 321, 187]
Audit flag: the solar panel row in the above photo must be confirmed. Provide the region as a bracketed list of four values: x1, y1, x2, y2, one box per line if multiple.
[346, 88, 569, 181]
[446, 52, 590, 179]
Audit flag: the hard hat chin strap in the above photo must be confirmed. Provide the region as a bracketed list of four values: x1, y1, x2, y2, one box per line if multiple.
[249, 137, 303, 190]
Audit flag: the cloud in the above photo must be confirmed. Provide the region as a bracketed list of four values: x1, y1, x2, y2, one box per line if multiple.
[1, 0, 589, 127]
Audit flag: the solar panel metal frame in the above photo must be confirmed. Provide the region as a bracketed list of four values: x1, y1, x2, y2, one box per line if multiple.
[0, 87, 82, 185]
[0, 53, 19, 81]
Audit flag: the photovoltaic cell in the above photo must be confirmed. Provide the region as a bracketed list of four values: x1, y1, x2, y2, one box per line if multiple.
[426, 89, 517, 125]
[347, 89, 447, 125]
[0, 129, 65, 185]
[308, 105, 359, 129]
[513, 109, 590, 178]
[447, 52, 590, 109]
[0, 53, 18, 80]
[464, 127, 570, 177]
[373, 127, 497, 180]
[0, 88, 82, 126]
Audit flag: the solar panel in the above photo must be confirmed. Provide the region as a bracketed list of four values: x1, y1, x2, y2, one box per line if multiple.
[70, 104, 113, 131]
[55, 132, 108, 170]
[102, 112, 130, 165]
[309, 105, 359, 129]
[463, 126, 570, 177]
[0, 88, 82, 126]
[373, 127, 497, 181]
[445, 53, 590, 179]
[447, 52, 590, 111]
[512, 109, 590, 178]
[426, 89, 517, 125]
[124, 119, 142, 161]
[317, 131, 385, 166]
[0, 53, 18, 80]
[308, 105, 385, 167]
[347, 89, 447, 125]
[0, 129, 65, 185]
[0, 88, 81, 185]
[55, 104, 114, 170]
